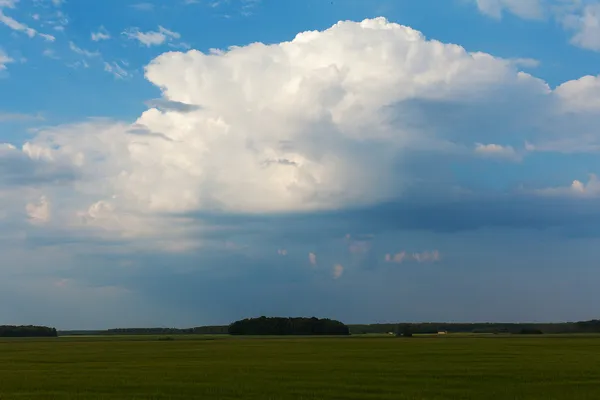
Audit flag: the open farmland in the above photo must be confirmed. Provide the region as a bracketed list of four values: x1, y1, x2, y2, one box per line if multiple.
[2, 335, 600, 399]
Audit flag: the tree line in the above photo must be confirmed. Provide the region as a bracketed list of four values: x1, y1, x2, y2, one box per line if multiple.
[54, 319, 600, 337]
[228, 316, 350, 335]
[0, 325, 57, 337]
[350, 320, 600, 335]
[98, 326, 230, 335]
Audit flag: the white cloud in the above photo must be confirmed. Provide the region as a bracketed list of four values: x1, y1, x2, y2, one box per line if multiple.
[473, 0, 545, 19]
[91, 26, 110, 41]
[563, 3, 600, 51]
[308, 252, 317, 266]
[123, 26, 180, 47]
[332, 264, 344, 279]
[0, 8, 55, 41]
[1, 17, 599, 244]
[555, 74, 600, 113]
[474, 143, 521, 161]
[0, 49, 13, 70]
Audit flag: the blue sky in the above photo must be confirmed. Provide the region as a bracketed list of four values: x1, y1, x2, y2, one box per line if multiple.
[2, 0, 600, 329]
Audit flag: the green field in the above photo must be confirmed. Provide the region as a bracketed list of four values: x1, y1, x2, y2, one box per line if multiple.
[2, 335, 600, 399]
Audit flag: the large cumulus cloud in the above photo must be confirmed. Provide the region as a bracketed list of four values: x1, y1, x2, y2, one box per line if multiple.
[1, 17, 599, 245]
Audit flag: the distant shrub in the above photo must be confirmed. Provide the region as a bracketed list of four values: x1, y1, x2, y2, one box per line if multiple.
[157, 336, 175, 341]
[518, 328, 543, 335]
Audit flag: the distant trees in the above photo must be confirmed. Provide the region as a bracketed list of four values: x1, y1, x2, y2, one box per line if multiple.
[191, 325, 229, 335]
[396, 324, 413, 337]
[102, 326, 229, 336]
[106, 328, 189, 335]
[349, 320, 600, 335]
[228, 316, 350, 336]
[519, 328, 543, 335]
[52, 319, 600, 338]
[0, 325, 57, 337]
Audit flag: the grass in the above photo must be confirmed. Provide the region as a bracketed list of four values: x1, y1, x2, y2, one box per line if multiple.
[2, 334, 600, 399]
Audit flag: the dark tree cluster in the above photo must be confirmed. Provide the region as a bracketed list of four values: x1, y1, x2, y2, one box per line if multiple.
[0, 325, 57, 337]
[228, 316, 350, 336]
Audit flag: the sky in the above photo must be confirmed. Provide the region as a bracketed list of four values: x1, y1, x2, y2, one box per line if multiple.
[2, 0, 600, 330]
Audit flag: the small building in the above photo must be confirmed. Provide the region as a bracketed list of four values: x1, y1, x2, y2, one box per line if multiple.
[437, 331, 448, 335]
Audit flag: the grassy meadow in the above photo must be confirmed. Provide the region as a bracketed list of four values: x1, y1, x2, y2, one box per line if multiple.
[2, 334, 600, 399]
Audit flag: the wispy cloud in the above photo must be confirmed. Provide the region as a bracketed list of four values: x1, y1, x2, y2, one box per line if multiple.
[123, 26, 180, 47]
[0, 49, 13, 70]
[535, 174, 600, 198]
[332, 264, 344, 279]
[66, 59, 89, 69]
[240, 0, 260, 16]
[308, 252, 317, 266]
[144, 98, 200, 113]
[509, 57, 540, 68]
[42, 48, 58, 59]
[385, 250, 441, 264]
[130, 2, 154, 11]
[26, 195, 50, 225]
[0, 111, 44, 122]
[412, 250, 441, 263]
[0, 0, 18, 8]
[474, 143, 522, 162]
[384, 252, 407, 264]
[472, 0, 545, 20]
[0, 8, 55, 41]
[103, 61, 129, 80]
[91, 26, 110, 41]
[472, 0, 600, 53]
[191, 0, 261, 17]
[69, 41, 100, 58]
